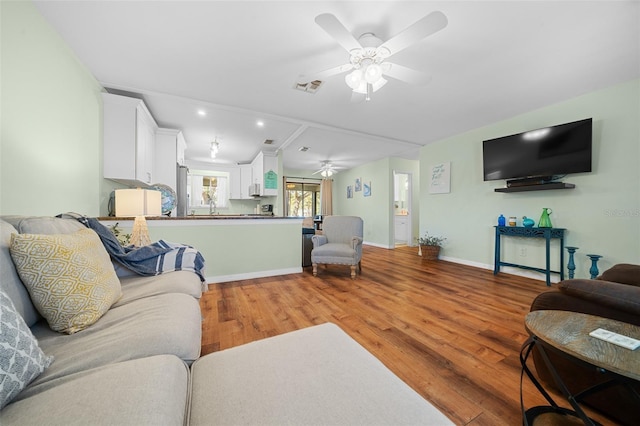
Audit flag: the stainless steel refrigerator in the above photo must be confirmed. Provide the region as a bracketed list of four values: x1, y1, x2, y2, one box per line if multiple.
[176, 164, 189, 217]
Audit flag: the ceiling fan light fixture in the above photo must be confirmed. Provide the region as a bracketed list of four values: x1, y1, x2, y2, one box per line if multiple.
[210, 141, 219, 158]
[364, 63, 383, 84]
[345, 69, 363, 90]
[320, 169, 333, 177]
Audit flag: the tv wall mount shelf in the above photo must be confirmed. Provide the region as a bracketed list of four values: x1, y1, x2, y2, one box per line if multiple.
[495, 182, 575, 193]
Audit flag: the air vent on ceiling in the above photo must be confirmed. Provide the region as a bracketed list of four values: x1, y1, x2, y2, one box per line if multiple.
[293, 80, 323, 94]
[263, 139, 274, 145]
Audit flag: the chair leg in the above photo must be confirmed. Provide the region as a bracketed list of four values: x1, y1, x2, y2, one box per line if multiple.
[312, 263, 318, 276]
[358, 261, 362, 271]
[350, 265, 356, 279]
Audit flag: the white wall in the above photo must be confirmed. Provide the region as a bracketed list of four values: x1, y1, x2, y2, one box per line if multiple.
[419, 79, 640, 279]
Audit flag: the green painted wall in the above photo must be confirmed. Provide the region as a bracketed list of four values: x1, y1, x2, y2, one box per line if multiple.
[334, 158, 391, 246]
[1, 0, 104, 216]
[334, 157, 420, 248]
[419, 79, 640, 279]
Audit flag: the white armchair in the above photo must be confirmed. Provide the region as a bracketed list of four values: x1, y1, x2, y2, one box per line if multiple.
[311, 216, 363, 279]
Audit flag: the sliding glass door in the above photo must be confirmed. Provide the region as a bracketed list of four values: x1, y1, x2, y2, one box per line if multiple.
[285, 179, 321, 217]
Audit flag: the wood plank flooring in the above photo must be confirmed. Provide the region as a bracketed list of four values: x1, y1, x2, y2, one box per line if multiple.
[199, 245, 615, 425]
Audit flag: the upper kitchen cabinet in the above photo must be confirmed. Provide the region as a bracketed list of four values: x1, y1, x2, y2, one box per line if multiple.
[154, 128, 187, 190]
[251, 151, 278, 197]
[229, 164, 253, 199]
[102, 93, 158, 187]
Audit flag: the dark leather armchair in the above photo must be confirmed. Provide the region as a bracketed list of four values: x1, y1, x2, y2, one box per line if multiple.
[529, 264, 640, 425]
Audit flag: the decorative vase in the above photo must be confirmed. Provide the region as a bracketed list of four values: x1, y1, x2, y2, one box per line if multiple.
[522, 216, 535, 228]
[421, 245, 440, 261]
[498, 214, 506, 226]
[538, 208, 553, 228]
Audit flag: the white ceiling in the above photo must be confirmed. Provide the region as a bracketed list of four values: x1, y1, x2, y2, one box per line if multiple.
[34, 1, 640, 173]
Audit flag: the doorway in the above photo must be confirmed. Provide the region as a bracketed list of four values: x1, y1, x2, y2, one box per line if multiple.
[393, 172, 412, 247]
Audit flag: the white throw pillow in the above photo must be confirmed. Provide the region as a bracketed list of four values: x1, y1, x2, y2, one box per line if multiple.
[0, 289, 54, 409]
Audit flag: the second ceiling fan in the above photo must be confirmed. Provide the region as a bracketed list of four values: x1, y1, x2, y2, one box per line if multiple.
[301, 11, 448, 101]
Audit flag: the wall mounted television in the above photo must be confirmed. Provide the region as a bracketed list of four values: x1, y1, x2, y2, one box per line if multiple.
[482, 118, 592, 186]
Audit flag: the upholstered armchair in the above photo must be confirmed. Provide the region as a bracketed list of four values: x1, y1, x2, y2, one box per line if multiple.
[311, 216, 363, 279]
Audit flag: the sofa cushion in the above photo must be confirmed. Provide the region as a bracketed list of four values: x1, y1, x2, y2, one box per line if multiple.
[189, 323, 453, 425]
[9, 229, 122, 334]
[14, 292, 201, 401]
[558, 279, 640, 317]
[0, 355, 189, 426]
[0, 290, 53, 409]
[1, 216, 85, 235]
[597, 263, 640, 287]
[114, 271, 203, 308]
[0, 220, 40, 327]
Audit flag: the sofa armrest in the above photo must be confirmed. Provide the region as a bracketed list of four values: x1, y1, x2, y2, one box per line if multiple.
[597, 263, 640, 286]
[559, 279, 640, 316]
[530, 279, 640, 327]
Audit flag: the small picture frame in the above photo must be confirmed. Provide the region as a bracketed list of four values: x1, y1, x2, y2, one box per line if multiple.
[347, 185, 353, 199]
[363, 182, 371, 197]
[355, 178, 362, 192]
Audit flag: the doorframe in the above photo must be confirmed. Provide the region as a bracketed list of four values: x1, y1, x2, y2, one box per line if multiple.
[393, 171, 413, 247]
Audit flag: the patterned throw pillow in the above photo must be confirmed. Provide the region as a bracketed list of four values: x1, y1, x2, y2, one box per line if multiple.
[0, 289, 54, 409]
[9, 228, 122, 334]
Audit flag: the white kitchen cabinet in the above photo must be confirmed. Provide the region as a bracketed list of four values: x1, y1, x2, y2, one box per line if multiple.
[251, 151, 278, 197]
[103, 93, 158, 187]
[154, 128, 187, 190]
[240, 164, 254, 199]
[229, 164, 255, 199]
[228, 167, 241, 199]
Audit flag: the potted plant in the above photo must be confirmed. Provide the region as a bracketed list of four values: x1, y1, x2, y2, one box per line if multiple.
[416, 232, 446, 260]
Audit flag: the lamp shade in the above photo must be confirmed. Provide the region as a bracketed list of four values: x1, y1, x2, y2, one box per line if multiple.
[115, 189, 161, 217]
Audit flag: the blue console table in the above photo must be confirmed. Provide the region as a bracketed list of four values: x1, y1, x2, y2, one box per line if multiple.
[494, 226, 566, 286]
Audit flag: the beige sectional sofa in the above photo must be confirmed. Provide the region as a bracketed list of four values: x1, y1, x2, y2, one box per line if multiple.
[1, 216, 203, 425]
[1, 215, 453, 425]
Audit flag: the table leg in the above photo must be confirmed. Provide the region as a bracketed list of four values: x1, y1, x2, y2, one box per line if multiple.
[545, 232, 551, 286]
[494, 229, 500, 275]
[560, 236, 565, 281]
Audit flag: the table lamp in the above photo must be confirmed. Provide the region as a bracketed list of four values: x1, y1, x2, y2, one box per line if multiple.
[115, 188, 161, 247]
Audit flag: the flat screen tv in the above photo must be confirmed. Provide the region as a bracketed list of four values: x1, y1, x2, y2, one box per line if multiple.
[482, 118, 592, 183]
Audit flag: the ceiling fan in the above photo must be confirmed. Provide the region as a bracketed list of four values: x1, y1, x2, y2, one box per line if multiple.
[300, 11, 448, 101]
[313, 161, 341, 177]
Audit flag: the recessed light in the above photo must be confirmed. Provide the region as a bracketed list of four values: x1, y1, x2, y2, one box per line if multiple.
[256, 120, 264, 127]
[197, 110, 206, 117]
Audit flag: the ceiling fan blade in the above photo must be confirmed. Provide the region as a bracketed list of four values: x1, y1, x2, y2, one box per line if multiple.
[315, 13, 362, 53]
[382, 63, 432, 86]
[298, 63, 353, 83]
[378, 11, 448, 57]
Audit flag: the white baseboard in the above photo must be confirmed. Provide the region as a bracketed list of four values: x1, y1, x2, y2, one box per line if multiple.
[207, 267, 303, 284]
[440, 256, 559, 284]
[363, 241, 394, 249]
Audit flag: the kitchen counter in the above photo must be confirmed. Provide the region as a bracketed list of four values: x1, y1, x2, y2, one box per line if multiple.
[98, 216, 303, 283]
[99, 215, 294, 221]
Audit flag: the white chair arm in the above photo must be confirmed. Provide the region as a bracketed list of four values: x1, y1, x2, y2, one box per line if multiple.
[312, 235, 328, 248]
[351, 236, 363, 249]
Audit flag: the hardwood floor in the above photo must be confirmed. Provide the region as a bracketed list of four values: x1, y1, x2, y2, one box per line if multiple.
[199, 245, 614, 425]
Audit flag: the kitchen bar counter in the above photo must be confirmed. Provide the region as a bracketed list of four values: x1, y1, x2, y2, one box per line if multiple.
[99, 215, 296, 221]
[99, 216, 303, 284]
